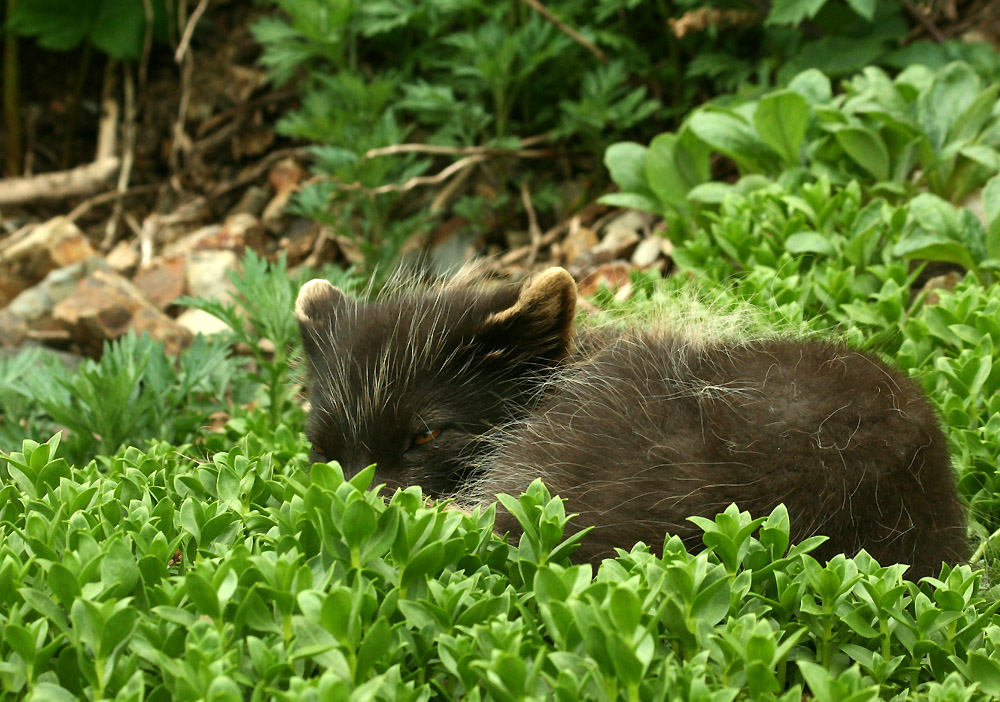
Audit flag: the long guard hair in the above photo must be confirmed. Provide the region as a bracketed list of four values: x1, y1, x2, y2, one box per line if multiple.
[295, 267, 968, 577]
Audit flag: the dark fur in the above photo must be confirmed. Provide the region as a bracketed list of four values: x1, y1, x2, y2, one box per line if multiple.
[296, 270, 968, 577]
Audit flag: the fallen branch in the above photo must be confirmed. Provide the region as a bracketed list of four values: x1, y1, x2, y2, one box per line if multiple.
[66, 184, 159, 222]
[0, 157, 120, 206]
[332, 154, 490, 196]
[336, 142, 560, 197]
[364, 142, 556, 160]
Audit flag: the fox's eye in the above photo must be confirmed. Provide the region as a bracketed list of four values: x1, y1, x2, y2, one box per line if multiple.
[310, 446, 328, 463]
[412, 428, 442, 447]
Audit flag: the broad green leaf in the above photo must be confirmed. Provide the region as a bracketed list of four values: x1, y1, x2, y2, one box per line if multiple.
[687, 182, 736, 205]
[845, 0, 876, 20]
[645, 129, 710, 215]
[608, 587, 642, 633]
[101, 537, 140, 595]
[604, 142, 655, 199]
[755, 91, 810, 166]
[969, 651, 1000, 696]
[984, 174, 1000, 258]
[5, 624, 35, 664]
[949, 83, 1000, 143]
[788, 69, 832, 105]
[342, 499, 378, 547]
[920, 62, 981, 151]
[185, 572, 220, 619]
[47, 563, 81, 608]
[785, 232, 838, 256]
[688, 110, 780, 174]
[597, 191, 662, 214]
[834, 126, 890, 181]
[960, 145, 1000, 171]
[99, 606, 138, 658]
[26, 683, 77, 702]
[767, 0, 826, 25]
[892, 237, 975, 271]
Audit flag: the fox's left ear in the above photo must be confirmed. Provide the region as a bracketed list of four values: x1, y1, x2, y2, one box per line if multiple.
[475, 267, 577, 363]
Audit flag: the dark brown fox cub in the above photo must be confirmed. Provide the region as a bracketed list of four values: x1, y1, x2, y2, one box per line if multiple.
[296, 268, 968, 577]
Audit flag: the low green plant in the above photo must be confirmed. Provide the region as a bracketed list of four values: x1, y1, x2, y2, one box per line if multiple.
[180, 251, 358, 428]
[252, 0, 958, 267]
[3, 435, 1000, 700]
[603, 61, 1000, 231]
[0, 333, 247, 463]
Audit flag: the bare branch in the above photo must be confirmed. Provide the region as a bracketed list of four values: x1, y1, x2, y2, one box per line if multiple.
[520, 0, 608, 63]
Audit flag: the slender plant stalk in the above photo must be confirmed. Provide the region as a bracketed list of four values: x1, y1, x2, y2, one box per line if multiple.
[3, 0, 23, 176]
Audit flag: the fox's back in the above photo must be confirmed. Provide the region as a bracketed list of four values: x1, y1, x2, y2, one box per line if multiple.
[476, 332, 967, 575]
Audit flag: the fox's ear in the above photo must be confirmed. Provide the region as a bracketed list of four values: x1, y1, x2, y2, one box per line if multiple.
[295, 279, 348, 351]
[476, 267, 577, 363]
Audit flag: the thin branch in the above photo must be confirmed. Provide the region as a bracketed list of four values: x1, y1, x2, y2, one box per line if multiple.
[520, 0, 607, 63]
[0, 158, 120, 205]
[901, 0, 947, 43]
[500, 220, 571, 265]
[521, 181, 542, 265]
[102, 63, 138, 251]
[332, 154, 490, 196]
[175, 0, 210, 63]
[169, 42, 194, 183]
[66, 183, 159, 222]
[139, 0, 154, 89]
[364, 142, 556, 160]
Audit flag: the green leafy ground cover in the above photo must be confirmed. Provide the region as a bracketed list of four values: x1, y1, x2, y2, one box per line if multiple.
[3, 181, 1000, 699]
[4, 18, 1000, 702]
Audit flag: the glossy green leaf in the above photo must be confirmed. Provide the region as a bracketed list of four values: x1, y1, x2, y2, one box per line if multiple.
[834, 126, 890, 181]
[754, 91, 810, 166]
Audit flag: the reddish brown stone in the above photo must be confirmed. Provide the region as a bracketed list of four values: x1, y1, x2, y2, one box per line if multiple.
[0, 217, 95, 306]
[577, 262, 638, 299]
[133, 255, 188, 310]
[53, 269, 192, 356]
[196, 214, 266, 252]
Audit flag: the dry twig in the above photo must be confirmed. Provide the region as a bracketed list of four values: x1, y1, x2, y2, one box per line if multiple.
[520, 0, 607, 63]
[66, 184, 160, 222]
[364, 142, 555, 160]
[0, 86, 120, 206]
[901, 0, 947, 42]
[669, 7, 760, 38]
[520, 182, 542, 265]
[332, 154, 490, 196]
[175, 0, 211, 63]
[102, 64, 138, 251]
[169, 0, 211, 182]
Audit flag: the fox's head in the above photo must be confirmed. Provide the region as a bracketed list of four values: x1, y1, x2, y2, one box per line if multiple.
[295, 268, 577, 496]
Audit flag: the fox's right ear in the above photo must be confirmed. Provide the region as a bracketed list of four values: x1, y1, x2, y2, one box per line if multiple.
[475, 267, 577, 364]
[295, 279, 348, 350]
